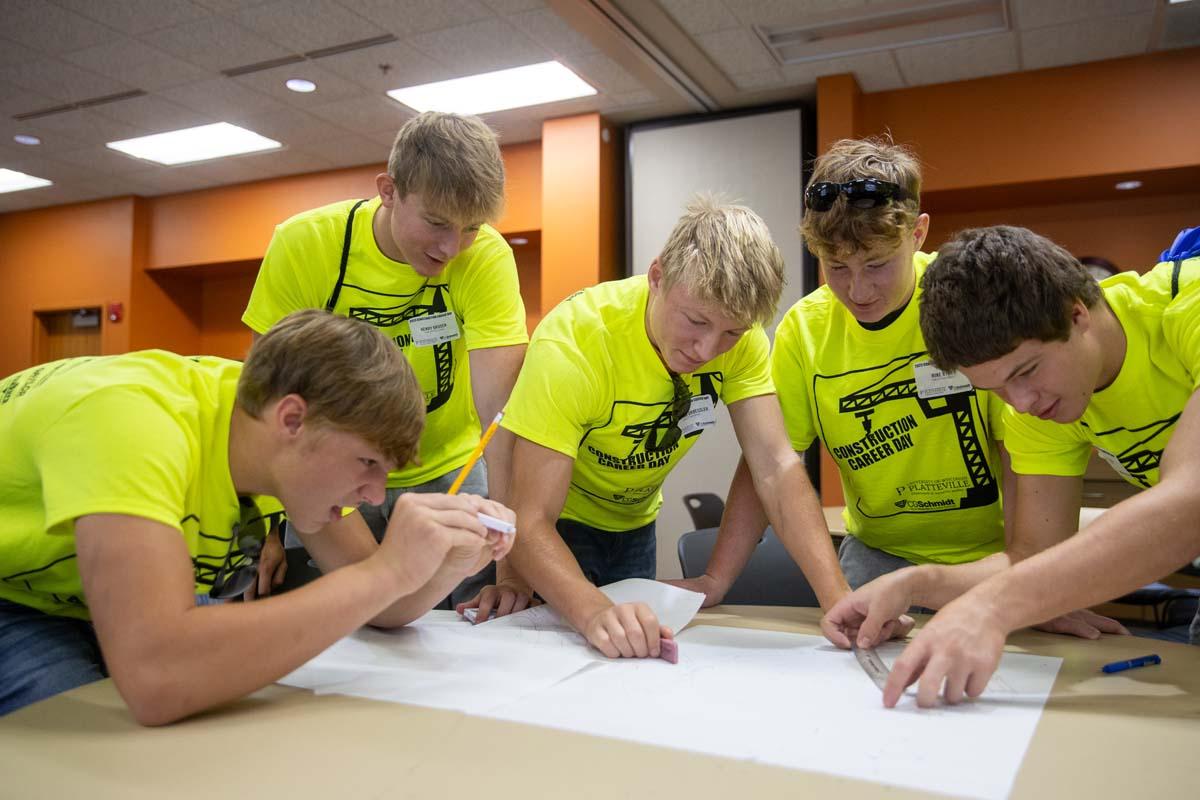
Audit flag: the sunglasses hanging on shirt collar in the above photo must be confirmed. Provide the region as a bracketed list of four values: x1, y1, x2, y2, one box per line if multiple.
[208, 497, 271, 601]
[804, 178, 911, 212]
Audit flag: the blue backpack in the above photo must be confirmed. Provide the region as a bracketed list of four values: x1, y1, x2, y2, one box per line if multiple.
[1160, 226, 1200, 263]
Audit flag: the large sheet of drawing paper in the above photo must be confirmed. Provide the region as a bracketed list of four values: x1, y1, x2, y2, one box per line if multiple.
[483, 625, 1061, 800]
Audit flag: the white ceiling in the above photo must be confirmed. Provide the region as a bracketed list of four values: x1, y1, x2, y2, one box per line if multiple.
[0, 0, 1195, 212]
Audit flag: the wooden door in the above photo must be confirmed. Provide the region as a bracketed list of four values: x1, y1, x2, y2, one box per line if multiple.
[34, 308, 102, 364]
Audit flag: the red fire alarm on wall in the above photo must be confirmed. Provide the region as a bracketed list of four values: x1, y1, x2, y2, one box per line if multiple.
[107, 302, 123, 323]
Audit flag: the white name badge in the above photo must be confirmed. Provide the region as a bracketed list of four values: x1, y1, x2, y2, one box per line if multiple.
[409, 311, 460, 346]
[912, 358, 973, 399]
[678, 394, 717, 436]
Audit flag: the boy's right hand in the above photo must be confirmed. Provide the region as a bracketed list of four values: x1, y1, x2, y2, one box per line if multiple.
[377, 493, 514, 593]
[584, 602, 673, 659]
[821, 569, 917, 650]
[456, 577, 541, 622]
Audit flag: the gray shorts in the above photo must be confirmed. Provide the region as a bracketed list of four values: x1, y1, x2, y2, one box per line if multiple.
[838, 534, 935, 615]
[285, 459, 495, 609]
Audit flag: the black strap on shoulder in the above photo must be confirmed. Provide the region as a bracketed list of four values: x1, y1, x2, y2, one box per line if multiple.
[325, 199, 368, 311]
[1171, 258, 1183, 300]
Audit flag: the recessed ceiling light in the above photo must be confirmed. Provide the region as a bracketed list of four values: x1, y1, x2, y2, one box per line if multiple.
[13, 134, 41, 146]
[286, 78, 316, 93]
[0, 168, 52, 194]
[387, 61, 596, 115]
[106, 122, 281, 166]
[508, 237, 529, 246]
[1114, 180, 1143, 191]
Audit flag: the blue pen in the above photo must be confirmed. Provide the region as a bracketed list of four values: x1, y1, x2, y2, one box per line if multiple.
[1101, 654, 1161, 674]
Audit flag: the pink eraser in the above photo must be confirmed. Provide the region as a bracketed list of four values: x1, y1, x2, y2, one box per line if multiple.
[659, 638, 679, 664]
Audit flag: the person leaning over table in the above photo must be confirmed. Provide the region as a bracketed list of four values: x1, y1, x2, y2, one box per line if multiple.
[0, 310, 514, 723]
[459, 195, 853, 658]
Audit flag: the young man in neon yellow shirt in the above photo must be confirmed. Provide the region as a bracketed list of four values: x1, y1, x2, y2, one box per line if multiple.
[462, 197, 852, 658]
[0, 311, 514, 722]
[823, 226, 1200, 708]
[243, 112, 527, 607]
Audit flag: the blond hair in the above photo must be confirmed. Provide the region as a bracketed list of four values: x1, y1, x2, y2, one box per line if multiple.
[388, 112, 505, 224]
[801, 136, 922, 260]
[658, 195, 785, 327]
[238, 310, 424, 467]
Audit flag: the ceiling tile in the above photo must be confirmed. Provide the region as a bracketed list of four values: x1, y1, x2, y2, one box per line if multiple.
[249, 146, 337, 179]
[0, 57, 132, 105]
[233, 0, 388, 53]
[478, 0, 545, 13]
[306, 94, 412, 132]
[656, 0, 741, 36]
[53, 0, 213, 35]
[695, 27, 778, 76]
[0, 79, 49, 115]
[17, 108, 148, 146]
[3, 0, 125, 54]
[0, 37, 42, 69]
[120, 165, 221, 195]
[146, 16, 294, 71]
[44, 143, 162, 177]
[294, 131, 388, 168]
[730, 69, 787, 90]
[337, 0, 494, 36]
[1021, 14, 1154, 71]
[231, 106, 352, 146]
[91, 94, 212, 134]
[62, 38, 211, 92]
[729, 0, 871, 28]
[317, 39, 457, 92]
[607, 89, 659, 108]
[562, 52, 645, 95]
[408, 18, 550, 73]
[896, 31, 1019, 86]
[509, 8, 597, 56]
[1013, 0, 1156, 30]
[780, 51, 905, 93]
[189, 0, 276, 13]
[232, 62, 369, 108]
[158, 77, 289, 117]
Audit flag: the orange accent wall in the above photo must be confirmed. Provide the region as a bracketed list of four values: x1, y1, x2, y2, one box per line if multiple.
[928, 191, 1200, 273]
[540, 113, 623, 318]
[497, 140, 542, 234]
[0, 197, 133, 376]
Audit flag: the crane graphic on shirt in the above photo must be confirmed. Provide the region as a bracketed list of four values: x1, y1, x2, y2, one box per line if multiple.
[1084, 412, 1180, 489]
[615, 372, 722, 459]
[817, 352, 998, 517]
[345, 283, 457, 413]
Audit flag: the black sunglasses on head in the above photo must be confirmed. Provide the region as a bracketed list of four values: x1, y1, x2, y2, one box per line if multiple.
[208, 497, 270, 600]
[804, 178, 911, 212]
[645, 372, 692, 453]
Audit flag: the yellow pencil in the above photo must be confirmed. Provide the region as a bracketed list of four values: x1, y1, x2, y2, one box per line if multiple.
[447, 411, 504, 495]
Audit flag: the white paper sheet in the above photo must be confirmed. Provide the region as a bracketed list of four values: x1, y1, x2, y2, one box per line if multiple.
[468, 578, 704, 655]
[483, 625, 1061, 800]
[278, 614, 595, 714]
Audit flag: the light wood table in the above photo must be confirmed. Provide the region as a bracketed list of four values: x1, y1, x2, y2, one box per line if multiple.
[1, 607, 1195, 799]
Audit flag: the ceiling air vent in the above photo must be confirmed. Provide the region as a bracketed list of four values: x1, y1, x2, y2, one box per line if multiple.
[14, 90, 148, 121]
[221, 33, 398, 77]
[756, 0, 1009, 65]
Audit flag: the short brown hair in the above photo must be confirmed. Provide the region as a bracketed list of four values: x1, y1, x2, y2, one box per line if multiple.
[920, 226, 1102, 370]
[658, 194, 786, 327]
[239, 310, 424, 467]
[388, 112, 505, 224]
[801, 136, 922, 260]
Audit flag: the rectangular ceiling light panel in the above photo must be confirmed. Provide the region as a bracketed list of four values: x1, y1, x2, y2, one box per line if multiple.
[106, 122, 281, 166]
[387, 61, 596, 115]
[0, 168, 52, 194]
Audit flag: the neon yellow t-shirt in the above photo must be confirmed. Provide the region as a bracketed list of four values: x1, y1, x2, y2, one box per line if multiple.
[772, 252, 1007, 564]
[0, 352, 282, 620]
[242, 197, 528, 487]
[1005, 257, 1200, 486]
[502, 276, 774, 531]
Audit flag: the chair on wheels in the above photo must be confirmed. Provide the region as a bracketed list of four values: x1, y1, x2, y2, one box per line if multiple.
[682, 492, 725, 530]
[676, 526, 819, 607]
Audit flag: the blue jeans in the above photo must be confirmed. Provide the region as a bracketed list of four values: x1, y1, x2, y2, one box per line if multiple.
[0, 598, 107, 716]
[556, 518, 657, 587]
